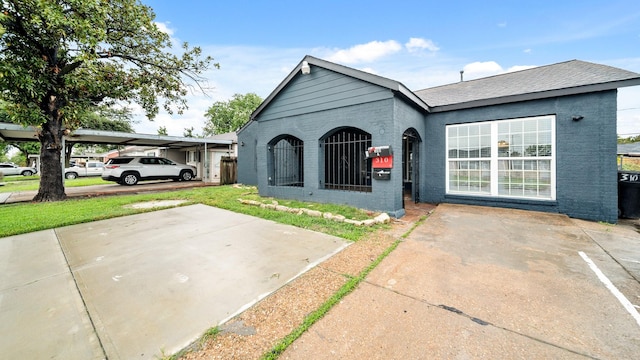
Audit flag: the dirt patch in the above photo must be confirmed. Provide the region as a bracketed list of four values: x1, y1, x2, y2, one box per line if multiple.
[125, 200, 188, 209]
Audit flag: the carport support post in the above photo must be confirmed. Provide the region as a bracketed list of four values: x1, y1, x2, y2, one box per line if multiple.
[204, 142, 209, 182]
[61, 135, 65, 183]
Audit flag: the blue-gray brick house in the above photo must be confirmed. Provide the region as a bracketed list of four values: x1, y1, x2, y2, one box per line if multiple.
[238, 55, 640, 222]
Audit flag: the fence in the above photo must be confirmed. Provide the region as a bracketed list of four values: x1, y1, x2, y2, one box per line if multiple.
[220, 157, 237, 185]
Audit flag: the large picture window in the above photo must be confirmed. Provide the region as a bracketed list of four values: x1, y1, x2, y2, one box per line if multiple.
[446, 115, 555, 200]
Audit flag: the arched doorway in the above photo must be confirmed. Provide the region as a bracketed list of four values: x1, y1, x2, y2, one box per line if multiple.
[402, 128, 421, 204]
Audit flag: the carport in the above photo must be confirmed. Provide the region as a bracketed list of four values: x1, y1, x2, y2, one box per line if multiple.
[0, 122, 233, 182]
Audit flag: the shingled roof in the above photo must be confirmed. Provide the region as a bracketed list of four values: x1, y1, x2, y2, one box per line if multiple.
[415, 60, 640, 112]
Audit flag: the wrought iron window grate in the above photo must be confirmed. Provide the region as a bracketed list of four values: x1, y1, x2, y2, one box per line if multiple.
[271, 136, 304, 187]
[324, 128, 372, 192]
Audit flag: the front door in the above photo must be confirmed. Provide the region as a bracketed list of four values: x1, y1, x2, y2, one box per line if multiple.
[402, 129, 421, 204]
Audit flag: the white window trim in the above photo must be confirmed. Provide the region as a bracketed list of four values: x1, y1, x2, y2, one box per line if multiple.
[446, 115, 556, 201]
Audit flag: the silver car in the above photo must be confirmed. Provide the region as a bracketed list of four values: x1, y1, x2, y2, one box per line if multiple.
[0, 163, 38, 176]
[101, 156, 196, 186]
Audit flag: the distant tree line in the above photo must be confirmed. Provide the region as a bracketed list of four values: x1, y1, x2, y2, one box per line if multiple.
[618, 135, 640, 144]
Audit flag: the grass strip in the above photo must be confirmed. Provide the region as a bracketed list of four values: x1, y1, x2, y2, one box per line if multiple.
[260, 214, 430, 360]
[0, 186, 378, 240]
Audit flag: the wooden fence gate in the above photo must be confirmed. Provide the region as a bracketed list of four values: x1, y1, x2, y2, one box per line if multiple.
[220, 156, 237, 185]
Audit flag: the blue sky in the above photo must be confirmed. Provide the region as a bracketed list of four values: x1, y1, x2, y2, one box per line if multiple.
[137, 0, 640, 137]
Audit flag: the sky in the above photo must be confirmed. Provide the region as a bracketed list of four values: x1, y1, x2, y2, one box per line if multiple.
[134, 0, 640, 137]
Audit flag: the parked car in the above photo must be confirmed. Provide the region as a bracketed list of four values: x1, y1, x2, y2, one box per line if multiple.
[101, 156, 197, 186]
[64, 161, 105, 179]
[0, 162, 38, 176]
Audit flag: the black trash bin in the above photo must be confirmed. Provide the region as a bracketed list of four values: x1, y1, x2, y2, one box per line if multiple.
[618, 171, 640, 219]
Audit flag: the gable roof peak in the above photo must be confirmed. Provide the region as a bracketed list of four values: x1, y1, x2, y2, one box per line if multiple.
[249, 55, 430, 122]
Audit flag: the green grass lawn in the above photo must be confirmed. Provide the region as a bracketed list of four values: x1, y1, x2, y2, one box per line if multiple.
[0, 176, 110, 192]
[0, 185, 381, 240]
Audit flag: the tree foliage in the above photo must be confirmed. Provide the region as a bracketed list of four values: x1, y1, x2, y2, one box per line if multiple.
[618, 135, 640, 144]
[183, 126, 196, 137]
[0, 0, 217, 201]
[203, 93, 262, 135]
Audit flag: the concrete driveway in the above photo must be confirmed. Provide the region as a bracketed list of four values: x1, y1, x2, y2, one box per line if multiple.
[0, 204, 349, 359]
[283, 204, 640, 359]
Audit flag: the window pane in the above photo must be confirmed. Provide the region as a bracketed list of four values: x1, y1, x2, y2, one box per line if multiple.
[523, 119, 537, 132]
[539, 118, 552, 131]
[539, 131, 552, 145]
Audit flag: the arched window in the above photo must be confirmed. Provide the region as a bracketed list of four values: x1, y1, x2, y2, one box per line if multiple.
[269, 135, 304, 187]
[322, 127, 372, 192]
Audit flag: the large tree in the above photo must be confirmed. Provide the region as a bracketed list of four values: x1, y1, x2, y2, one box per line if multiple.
[0, 0, 217, 201]
[203, 93, 262, 135]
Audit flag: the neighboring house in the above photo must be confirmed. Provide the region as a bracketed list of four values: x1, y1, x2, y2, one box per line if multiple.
[617, 142, 640, 155]
[238, 55, 640, 223]
[106, 132, 237, 183]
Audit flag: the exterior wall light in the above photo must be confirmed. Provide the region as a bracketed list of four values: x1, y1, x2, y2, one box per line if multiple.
[301, 61, 311, 75]
[572, 115, 584, 121]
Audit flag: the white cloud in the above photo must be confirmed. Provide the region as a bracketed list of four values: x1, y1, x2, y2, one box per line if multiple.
[524, 48, 532, 54]
[405, 38, 439, 53]
[507, 65, 536, 73]
[326, 40, 402, 64]
[498, 22, 507, 28]
[462, 61, 504, 79]
[154, 21, 174, 36]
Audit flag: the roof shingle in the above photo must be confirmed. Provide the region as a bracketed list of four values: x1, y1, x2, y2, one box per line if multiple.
[415, 60, 640, 109]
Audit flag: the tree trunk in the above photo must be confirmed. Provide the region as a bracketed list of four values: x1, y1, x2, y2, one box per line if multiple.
[33, 101, 67, 201]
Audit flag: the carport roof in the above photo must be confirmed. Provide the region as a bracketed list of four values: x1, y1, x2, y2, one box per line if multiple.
[0, 122, 232, 149]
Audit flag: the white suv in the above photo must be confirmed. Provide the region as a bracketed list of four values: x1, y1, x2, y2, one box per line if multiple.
[0, 162, 38, 176]
[102, 156, 197, 186]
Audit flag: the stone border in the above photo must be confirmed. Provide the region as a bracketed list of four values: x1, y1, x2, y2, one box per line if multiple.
[238, 199, 390, 226]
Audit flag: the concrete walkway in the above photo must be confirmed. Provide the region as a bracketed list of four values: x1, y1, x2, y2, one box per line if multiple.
[0, 204, 349, 359]
[283, 204, 640, 359]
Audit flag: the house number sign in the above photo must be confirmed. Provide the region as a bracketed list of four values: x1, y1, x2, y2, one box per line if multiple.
[372, 155, 393, 169]
[619, 172, 640, 183]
